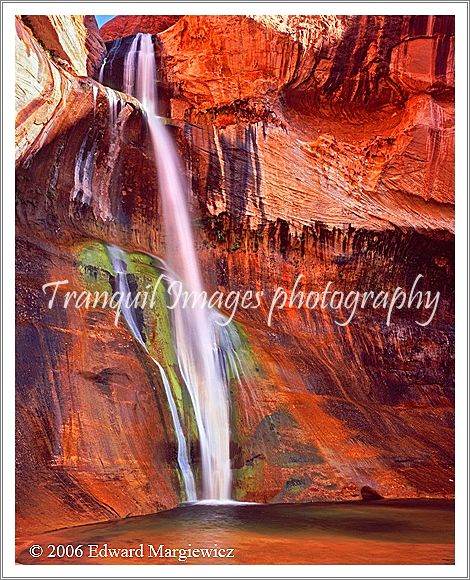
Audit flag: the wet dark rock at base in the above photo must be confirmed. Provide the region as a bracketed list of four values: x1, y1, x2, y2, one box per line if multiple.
[361, 486, 385, 501]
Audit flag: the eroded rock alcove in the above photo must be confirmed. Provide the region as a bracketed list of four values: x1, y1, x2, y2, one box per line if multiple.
[16, 14, 454, 535]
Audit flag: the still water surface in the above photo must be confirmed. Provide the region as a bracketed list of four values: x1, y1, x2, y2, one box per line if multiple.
[17, 499, 454, 565]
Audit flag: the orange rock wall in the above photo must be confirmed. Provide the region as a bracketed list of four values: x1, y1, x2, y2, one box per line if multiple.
[100, 15, 181, 40]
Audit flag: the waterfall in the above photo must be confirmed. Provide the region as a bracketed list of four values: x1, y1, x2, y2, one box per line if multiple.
[107, 245, 197, 502]
[107, 245, 145, 347]
[121, 33, 232, 501]
[98, 37, 123, 85]
[123, 35, 140, 95]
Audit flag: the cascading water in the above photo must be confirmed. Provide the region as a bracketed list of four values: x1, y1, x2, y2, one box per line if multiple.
[99, 33, 234, 501]
[106, 87, 122, 130]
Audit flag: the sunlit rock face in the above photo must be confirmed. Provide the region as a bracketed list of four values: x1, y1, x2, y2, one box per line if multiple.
[20, 15, 106, 76]
[16, 14, 454, 534]
[157, 15, 454, 226]
[15, 17, 162, 249]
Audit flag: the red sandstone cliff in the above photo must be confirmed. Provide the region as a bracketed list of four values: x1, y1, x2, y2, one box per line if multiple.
[15, 15, 454, 536]
[157, 15, 454, 227]
[99, 15, 181, 40]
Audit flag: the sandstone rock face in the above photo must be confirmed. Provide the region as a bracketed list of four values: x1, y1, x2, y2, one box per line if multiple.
[16, 14, 454, 535]
[99, 15, 180, 40]
[200, 223, 454, 503]
[159, 16, 345, 110]
[16, 16, 169, 536]
[16, 238, 179, 536]
[21, 15, 105, 76]
[15, 16, 106, 165]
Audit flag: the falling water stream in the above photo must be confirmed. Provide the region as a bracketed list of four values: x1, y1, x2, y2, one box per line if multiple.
[101, 33, 233, 501]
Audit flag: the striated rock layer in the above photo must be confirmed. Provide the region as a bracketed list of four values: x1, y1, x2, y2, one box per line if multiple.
[21, 15, 105, 76]
[159, 15, 454, 221]
[16, 16, 173, 536]
[16, 14, 454, 536]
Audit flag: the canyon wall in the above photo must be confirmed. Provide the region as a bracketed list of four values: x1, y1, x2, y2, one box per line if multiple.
[100, 15, 181, 40]
[16, 15, 454, 536]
